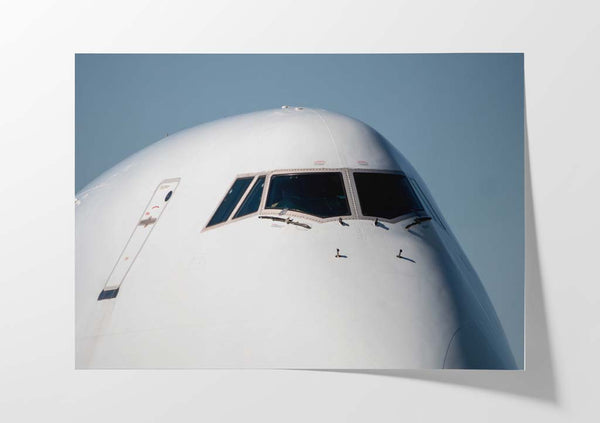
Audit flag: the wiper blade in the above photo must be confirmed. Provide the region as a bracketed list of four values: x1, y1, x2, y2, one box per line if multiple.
[259, 215, 287, 223]
[287, 219, 311, 229]
[258, 215, 311, 229]
[405, 216, 432, 230]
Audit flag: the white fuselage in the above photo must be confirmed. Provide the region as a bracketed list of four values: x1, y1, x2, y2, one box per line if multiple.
[75, 107, 516, 369]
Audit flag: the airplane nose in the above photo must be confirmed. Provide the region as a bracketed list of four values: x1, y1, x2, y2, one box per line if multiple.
[348, 220, 515, 370]
[275, 217, 467, 368]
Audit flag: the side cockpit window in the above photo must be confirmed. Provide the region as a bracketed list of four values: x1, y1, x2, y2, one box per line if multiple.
[233, 176, 265, 219]
[353, 172, 423, 219]
[409, 178, 446, 230]
[265, 172, 350, 218]
[206, 177, 253, 227]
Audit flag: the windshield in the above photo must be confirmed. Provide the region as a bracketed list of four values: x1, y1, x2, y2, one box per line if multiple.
[265, 172, 350, 218]
[353, 172, 423, 219]
[206, 177, 253, 227]
[233, 176, 265, 219]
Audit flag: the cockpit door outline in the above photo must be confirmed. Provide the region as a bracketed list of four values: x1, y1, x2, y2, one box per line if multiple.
[98, 177, 180, 300]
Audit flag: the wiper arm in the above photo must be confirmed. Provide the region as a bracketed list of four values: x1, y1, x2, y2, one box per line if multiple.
[405, 216, 432, 230]
[258, 215, 311, 229]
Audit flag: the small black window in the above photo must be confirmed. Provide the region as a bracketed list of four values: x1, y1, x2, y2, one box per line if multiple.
[409, 179, 445, 230]
[234, 176, 265, 219]
[265, 172, 350, 218]
[206, 177, 253, 227]
[353, 172, 423, 219]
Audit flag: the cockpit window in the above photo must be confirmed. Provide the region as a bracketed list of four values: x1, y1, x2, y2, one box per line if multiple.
[353, 172, 423, 219]
[233, 176, 265, 219]
[206, 177, 253, 227]
[265, 172, 350, 218]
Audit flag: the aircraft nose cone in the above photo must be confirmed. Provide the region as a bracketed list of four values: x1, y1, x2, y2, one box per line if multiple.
[204, 217, 466, 368]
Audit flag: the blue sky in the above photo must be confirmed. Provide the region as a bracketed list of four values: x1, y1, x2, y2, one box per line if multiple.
[75, 54, 524, 367]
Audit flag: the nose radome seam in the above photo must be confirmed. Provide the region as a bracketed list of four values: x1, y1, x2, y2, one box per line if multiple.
[312, 109, 346, 167]
[443, 325, 464, 369]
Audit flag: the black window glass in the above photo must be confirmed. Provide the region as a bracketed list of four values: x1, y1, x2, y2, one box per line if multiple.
[233, 176, 265, 219]
[353, 172, 423, 219]
[206, 177, 253, 227]
[265, 172, 350, 218]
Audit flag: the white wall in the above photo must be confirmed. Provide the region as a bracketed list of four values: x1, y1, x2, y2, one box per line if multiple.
[1, 1, 598, 421]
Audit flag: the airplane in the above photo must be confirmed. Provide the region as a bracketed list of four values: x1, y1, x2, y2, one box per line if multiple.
[75, 106, 517, 369]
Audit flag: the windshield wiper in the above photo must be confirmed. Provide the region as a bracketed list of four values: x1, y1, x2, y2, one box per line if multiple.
[405, 216, 432, 229]
[259, 215, 287, 223]
[287, 219, 311, 229]
[259, 215, 311, 229]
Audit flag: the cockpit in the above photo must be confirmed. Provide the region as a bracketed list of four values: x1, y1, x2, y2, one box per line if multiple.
[204, 169, 435, 230]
